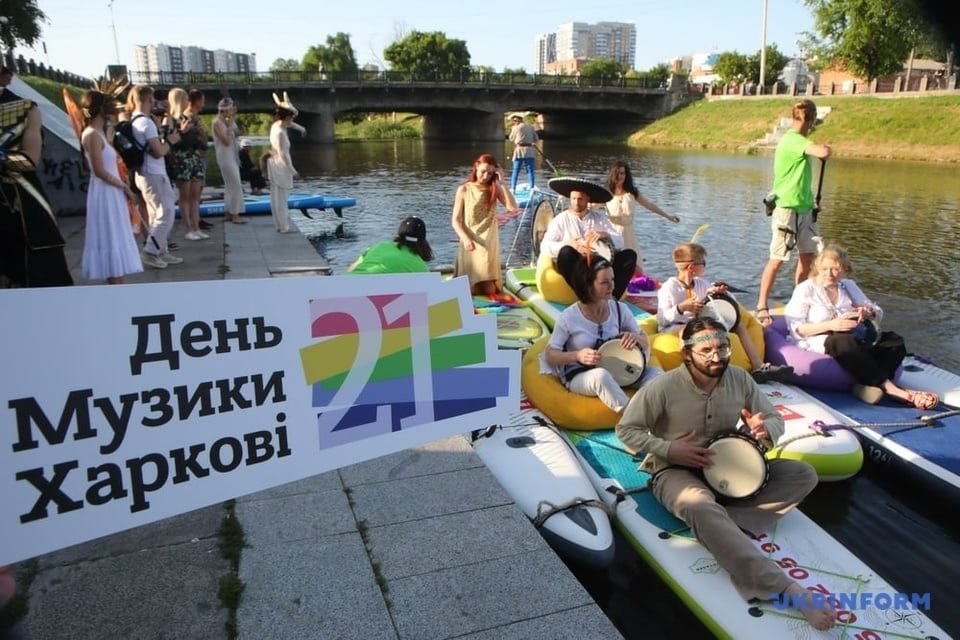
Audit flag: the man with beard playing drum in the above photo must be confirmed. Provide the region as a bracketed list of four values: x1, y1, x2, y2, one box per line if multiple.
[616, 317, 836, 631]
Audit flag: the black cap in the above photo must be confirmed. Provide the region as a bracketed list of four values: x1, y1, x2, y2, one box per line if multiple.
[397, 216, 426, 242]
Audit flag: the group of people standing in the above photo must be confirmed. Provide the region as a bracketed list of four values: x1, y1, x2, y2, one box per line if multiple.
[77, 84, 308, 284]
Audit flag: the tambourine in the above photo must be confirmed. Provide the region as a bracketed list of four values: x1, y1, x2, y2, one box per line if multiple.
[698, 291, 740, 331]
[597, 339, 647, 387]
[701, 433, 770, 502]
[841, 312, 881, 347]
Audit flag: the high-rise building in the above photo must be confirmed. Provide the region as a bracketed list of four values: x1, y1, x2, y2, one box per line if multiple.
[133, 43, 256, 82]
[536, 21, 636, 73]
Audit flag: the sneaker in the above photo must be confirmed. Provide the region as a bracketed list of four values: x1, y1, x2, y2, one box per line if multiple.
[168, 242, 179, 251]
[751, 363, 793, 384]
[199, 220, 213, 230]
[159, 253, 184, 265]
[141, 251, 168, 269]
[185, 231, 203, 241]
[197, 230, 210, 239]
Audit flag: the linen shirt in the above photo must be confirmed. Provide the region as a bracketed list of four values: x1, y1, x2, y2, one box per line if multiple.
[784, 278, 881, 353]
[540, 209, 624, 259]
[616, 364, 784, 475]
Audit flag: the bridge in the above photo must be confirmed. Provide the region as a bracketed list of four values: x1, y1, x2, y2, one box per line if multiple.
[147, 70, 698, 142]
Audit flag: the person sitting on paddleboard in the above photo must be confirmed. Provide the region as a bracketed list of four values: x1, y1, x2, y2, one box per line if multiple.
[658, 242, 792, 383]
[348, 216, 434, 274]
[542, 253, 651, 414]
[616, 317, 837, 632]
[539, 177, 637, 301]
[784, 244, 938, 409]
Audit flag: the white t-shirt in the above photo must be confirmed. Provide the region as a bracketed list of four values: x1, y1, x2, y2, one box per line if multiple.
[131, 111, 165, 176]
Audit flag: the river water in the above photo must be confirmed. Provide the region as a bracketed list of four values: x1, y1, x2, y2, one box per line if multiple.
[281, 141, 960, 637]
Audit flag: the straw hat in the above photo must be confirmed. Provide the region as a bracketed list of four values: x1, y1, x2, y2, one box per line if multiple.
[547, 177, 613, 203]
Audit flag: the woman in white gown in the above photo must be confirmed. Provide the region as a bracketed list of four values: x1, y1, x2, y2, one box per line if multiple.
[604, 160, 681, 274]
[266, 92, 300, 233]
[212, 97, 246, 224]
[80, 90, 142, 283]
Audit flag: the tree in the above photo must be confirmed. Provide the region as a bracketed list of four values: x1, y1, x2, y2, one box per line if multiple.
[579, 58, 626, 78]
[383, 31, 470, 79]
[802, 0, 934, 81]
[304, 32, 358, 75]
[270, 58, 300, 72]
[748, 45, 790, 88]
[0, 0, 46, 51]
[713, 51, 751, 85]
[646, 63, 672, 84]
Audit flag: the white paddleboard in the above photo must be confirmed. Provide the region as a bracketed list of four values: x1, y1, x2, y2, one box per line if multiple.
[470, 394, 615, 568]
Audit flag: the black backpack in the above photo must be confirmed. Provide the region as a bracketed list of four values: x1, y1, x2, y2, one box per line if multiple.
[113, 114, 148, 171]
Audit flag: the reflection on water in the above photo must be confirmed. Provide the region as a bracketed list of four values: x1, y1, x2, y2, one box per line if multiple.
[263, 140, 960, 636]
[289, 140, 960, 372]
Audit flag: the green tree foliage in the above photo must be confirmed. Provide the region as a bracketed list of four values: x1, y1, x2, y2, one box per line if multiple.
[802, 0, 935, 80]
[0, 0, 46, 50]
[270, 58, 300, 72]
[749, 45, 790, 88]
[383, 31, 470, 79]
[303, 32, 359, 74]
[502, 66, 527, 76]
[646, 63, 672, 84]
[713, 51, 751, 85]
[580, 58, 626, 78]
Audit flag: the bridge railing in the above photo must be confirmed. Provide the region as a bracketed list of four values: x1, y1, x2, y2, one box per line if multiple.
[129, 69, 664, 91]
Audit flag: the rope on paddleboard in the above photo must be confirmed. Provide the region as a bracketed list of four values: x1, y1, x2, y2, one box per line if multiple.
[773, 408, 960, 449]
[532, 497, 614, 527]
[754, 603, 932, 640]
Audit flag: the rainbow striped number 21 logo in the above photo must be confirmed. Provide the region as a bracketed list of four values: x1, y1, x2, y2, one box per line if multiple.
[300, 292, 508, 449]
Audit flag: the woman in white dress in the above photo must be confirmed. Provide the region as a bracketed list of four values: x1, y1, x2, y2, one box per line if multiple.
[266, 93, 300, 233]
[211, 97, 246, 224]
[80, 90, 142, 284]
[604, 160, 681, 274]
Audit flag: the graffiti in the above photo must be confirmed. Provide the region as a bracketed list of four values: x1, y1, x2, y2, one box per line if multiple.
[41, 156, 87, 194]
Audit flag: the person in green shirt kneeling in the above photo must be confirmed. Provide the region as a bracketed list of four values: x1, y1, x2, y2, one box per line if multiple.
[348, 216, 434, 274]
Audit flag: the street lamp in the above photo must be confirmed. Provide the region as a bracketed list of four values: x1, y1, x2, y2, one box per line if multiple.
[759, 0, 768, 95]
[108, 1, 121, 64]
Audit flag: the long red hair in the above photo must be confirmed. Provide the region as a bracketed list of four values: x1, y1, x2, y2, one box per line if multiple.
[466, 153, 501, 211]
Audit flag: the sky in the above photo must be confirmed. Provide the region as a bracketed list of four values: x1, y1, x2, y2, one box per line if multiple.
[15, 0, 816, 79]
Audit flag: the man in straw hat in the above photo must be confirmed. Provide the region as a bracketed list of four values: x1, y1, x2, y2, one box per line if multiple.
[540, 176, 637, 300]
[507, 112, 538, 193]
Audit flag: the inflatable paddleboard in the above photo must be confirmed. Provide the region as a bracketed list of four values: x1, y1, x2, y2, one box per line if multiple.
[472, 294, 549, 351]
[470, 394, 615, 568]
[181, 192, 357, 219]
[505, 267, 654, 331]
[804, 355, 960, 508]
[564, 427, 949, 639]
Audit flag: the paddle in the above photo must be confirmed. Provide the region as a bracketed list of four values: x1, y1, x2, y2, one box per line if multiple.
[812, 158, 826, 221]
[533, 146, 563, 177]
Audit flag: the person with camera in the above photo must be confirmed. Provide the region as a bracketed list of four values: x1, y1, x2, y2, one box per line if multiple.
[130, 85, 183, 269]
[755, 99, 831, 327]
[784, 244, 938, 408]
[451, 153, 517, 295]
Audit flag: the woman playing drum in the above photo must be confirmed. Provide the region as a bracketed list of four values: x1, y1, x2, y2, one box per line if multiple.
[657, 243, 791, 382]
[616, 318, 835, 632]
[541, 254, 651, 415]
[784, 244, 938, 409]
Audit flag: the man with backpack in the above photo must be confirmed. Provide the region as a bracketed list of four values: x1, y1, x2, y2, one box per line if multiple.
[128, 85, 182, 269]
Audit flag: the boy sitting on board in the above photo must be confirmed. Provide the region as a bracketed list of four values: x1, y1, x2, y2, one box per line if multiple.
[655, 243, 792, 383]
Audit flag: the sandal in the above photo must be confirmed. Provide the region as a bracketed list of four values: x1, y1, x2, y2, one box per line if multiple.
[903, 390, 939, 410]
[229, 214, 248, 224]
[755, 307, 773, 327]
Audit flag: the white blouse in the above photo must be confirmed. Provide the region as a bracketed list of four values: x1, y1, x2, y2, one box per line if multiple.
[540, 300, 643, 379]
[784, 278, 882, 353]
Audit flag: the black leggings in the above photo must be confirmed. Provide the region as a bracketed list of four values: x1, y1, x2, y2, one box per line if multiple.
[824, 331, 906, 387]
[556, 245, 637, 300]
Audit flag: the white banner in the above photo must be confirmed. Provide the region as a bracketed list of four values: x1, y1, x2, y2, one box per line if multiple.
[0, 274, 519, 565]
